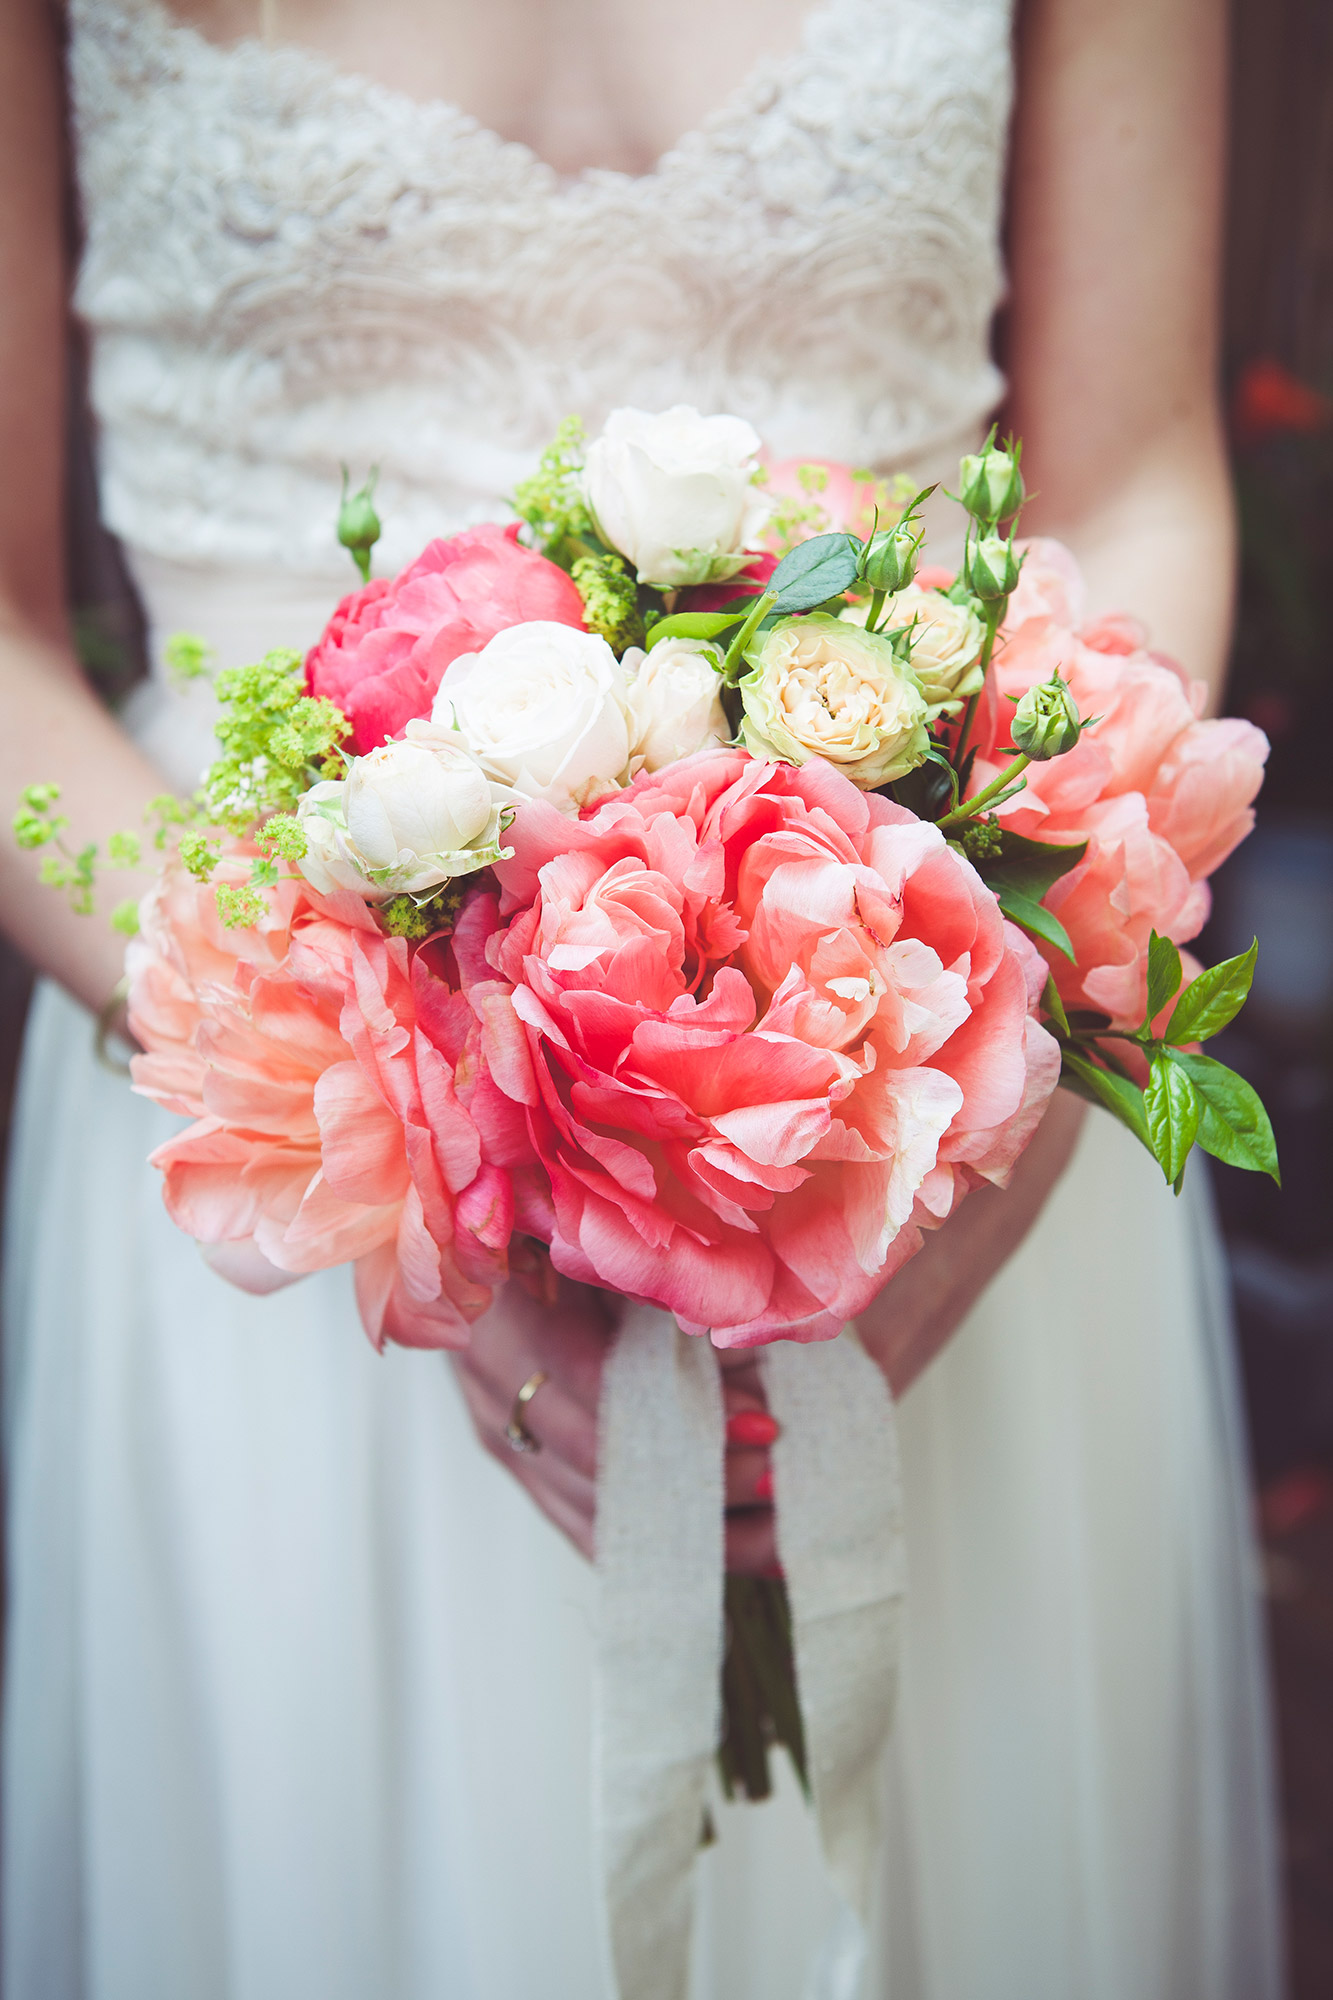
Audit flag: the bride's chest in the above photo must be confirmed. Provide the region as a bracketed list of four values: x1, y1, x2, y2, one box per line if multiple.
[69, 0, 1014, 353]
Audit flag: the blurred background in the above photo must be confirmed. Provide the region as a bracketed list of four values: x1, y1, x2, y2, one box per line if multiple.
[2, 0, 1331, 1990]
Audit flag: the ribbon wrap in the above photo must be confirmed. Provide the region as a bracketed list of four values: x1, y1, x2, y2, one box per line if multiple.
[595, 1313, 904, 2000]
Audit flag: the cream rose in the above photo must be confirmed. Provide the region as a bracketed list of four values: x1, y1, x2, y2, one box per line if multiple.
[583, 406, 771, 589]
[624, 638, 731, 772]
[296, 720, 512, 901]
[739, 614, 929, 788]
[843, 585, 985, 714]
[433, 621, 631, 810]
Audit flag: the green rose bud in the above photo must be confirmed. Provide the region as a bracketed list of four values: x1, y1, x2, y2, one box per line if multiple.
[958, 442, 1024, 524]
[1011, 673, 1083, 760]
[966, 531, 1023, 603]
[860, 520, 921, 594]
[337, 468, 382, 583]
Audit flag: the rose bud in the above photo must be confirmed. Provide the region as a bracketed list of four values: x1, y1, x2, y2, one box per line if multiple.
[739, 613, 929, 788]
[296, 720, 512, 900]
[966, 531, 1024, 603]
[337, 468, 382, 583]
[843, 583, 984, 715]
[582, 406, 772, 590]
[624, 638, 731, 773]
[860, 519, 922, 595]
[433, 620, 632, 810]
[1011, 672, 1084, 760]
[958, 442, 1024, 524]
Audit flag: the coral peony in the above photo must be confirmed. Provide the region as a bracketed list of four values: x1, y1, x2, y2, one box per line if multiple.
[306, 524, 586, 756]
[467, 749, 1057, 1346]
[128, 842, 513, 1348]
[967, 542, 1269, 1025]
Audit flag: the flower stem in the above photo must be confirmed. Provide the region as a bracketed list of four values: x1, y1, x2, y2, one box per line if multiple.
[953, 602, 1002, 769]
[720, 590, 777, 683]
[937, 752, 1030, 828]
[864, 587, 887, 634]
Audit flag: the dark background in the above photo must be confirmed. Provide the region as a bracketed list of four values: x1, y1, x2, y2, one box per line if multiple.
[2, 0, 1332, 1989]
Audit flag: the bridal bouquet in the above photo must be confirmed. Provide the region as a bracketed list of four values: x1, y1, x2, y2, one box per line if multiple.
[16, 409, 1276, 1821]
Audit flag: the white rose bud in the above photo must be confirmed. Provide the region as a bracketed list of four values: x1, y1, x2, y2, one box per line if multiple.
[583, 405, 772, 590]
[296, 720, 512, 902]
[843, 584, 985, 714]
[433, 621, 632, 810]
[624, 638, 731, 773]
[739, 614, 930, 789]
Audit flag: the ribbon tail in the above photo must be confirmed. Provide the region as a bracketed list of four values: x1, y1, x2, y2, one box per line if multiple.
[594, 1306, 725, 2000]
[763, 1327, 906, 2000]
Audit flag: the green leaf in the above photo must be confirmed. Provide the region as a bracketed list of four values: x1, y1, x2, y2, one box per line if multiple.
[1060, 1048, 1150, 1148]
[1144, 930, 1183, 1028]
[1164, 939, 1258, 1046]
[1041, 973, 1069, 1038]
[1143, 1053, 1200, 1184]
[768, 533, 861, 612]
[643, 611, 739, 652]
[1167, 1049, 1280, 1182]
[995, 885, 1075, 960]
[974, 828, 1087, 903]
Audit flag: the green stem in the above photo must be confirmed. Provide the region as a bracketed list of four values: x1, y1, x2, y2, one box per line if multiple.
[952, 602, 1002, 769]
[719, 590, 778, 684]
[937, 752, 1030, 828]
[864, 587, 886, 634]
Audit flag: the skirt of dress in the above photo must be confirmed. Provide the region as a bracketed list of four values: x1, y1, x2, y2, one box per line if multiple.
[3, 978, 1284, 2000]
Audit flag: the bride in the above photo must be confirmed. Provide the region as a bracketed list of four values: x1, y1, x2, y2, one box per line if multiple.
[0, 0, 1283, 1993]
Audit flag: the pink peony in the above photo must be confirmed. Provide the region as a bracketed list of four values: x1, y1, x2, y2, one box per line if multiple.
[966, 542, 1269, 1025]
[306, 524, 586, 755]
[757, 457, 886, 547]
[128, 842, 513, 1348]
[466, 749, 1058, 1347]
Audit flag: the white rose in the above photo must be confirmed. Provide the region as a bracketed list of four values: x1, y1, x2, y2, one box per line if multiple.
[583, 406, 772, 590]
[296, 720, 511, 902]
[433, 621, 632, 810]
[624, 638, 731, 772]
[739, 614, 930, 788]
[842, 585, 985, 714]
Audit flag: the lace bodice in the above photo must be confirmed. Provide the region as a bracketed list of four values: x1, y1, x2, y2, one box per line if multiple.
[68, 0, 1014, 580]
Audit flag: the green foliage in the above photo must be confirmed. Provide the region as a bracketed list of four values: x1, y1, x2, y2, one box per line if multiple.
[214, 882, 268, 930]
[107, 830, 141, 870]
[957, 815, 1003, 862]
[256, 812, 308, 862]
[13, 781, 67, 850]
[511, 416, 595, 567]
[1143, 931, 1183, 1027]
[767, 532, 862, 613]
[380, 883, 468, 940]
[970, 829, 1087, 961]
[110, 898, 142, 937]
[179, 829, 222, 881]
[1164, 940, 1259, 1045]
[571, 552, 645, 653]
[204, 650, 349, 830]
[1144, 1053, 1200, 1186]
[1166, 1049, 1280, 1181]
[163, 631, 213, 684]
[337, 466, 381, 583]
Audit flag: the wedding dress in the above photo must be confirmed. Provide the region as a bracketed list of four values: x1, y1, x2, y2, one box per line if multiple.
[3, 0, 1283, 1993]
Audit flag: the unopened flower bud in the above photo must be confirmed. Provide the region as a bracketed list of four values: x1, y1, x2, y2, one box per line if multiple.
[958, 443, 1024, 524]
[337, 468, 382, 583]
[1011, 673, 1082, 760]
[967, 531, 1023, 603]
[860, 520, 920, 594]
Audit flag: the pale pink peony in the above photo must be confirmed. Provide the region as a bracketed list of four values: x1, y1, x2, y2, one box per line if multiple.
[128, 842, 513, 1348]
[467, 749, 1058, 1347]
[306, 524, 586, 756]
[965, 542, 1269, 1025]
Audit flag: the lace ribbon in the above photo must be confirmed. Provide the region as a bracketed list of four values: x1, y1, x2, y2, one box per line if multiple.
[595, 1310, 904, 2000]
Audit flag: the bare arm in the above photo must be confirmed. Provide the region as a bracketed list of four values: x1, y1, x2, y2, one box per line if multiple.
[0, 0, 165, 1014]
[858, 0, 1231, 1393]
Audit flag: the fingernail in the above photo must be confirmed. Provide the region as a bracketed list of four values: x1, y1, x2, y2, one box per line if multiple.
[726, 1410, 780, 1448]
[754, 1467, 774, 1502]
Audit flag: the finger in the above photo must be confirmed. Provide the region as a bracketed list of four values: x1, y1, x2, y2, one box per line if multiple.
[725, 1446, 772, 1509]
[461, 1366, 601, 1483]
[724, 1506, 779, 1576]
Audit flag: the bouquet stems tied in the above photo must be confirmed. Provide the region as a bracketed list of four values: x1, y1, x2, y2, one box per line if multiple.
[717, 1574, 809, 1804]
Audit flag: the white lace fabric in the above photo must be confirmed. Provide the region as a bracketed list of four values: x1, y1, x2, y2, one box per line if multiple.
[68, 0, 1013, 579]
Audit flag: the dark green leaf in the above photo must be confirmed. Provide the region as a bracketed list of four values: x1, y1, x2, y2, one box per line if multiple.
[768, 533, 861, 612]
[995, 885, 1075, 960]
[1041, 973, 1070, 1038]
[1167, 1049, 1280, 1182]
[974, 828, 1088, 903]
[1060, 1048, 1150, 1148]
[644, 612, 739, 652]
[1144, 931, 1183, 1028]
[1164, 939, 1258, 1046]
[1144, 1053, 1199, 1184]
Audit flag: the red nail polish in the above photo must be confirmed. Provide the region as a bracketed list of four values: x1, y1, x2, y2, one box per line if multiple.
[754, 1468, 774, 1502]
[726, 1409, 780, 1448]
